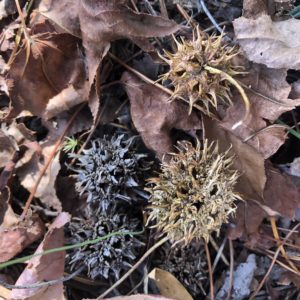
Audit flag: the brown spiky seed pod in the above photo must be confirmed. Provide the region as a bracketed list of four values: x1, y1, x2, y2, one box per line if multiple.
[160, 28, 241, 115]
[147, 140, 240, 244]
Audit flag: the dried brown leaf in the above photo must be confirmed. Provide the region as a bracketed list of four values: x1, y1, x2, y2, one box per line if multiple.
[0, 129, 17, 168]
[222, 64, 300, 158]
[0, 188, 45, 262]
[10, 212, 70, 300]
[234, 14, 300, 69]
[121, 72, 201, 158]
[7, 24, 88, 119]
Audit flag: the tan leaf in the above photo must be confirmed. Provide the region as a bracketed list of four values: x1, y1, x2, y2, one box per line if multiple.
[10, 212, 70, 300]
[233, 14, 300, 69]
[122, 72, 201, 158]
[222, 64, 300, 158]
[0, 188, 45, 262]
[148, 268, 193, 300]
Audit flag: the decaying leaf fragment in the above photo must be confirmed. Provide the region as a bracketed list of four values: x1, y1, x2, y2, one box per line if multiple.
[122, 72, 201, 158]
[0, 188, 45, 263]
[10, 212, 70, 300]
[234, 14, 300, 69]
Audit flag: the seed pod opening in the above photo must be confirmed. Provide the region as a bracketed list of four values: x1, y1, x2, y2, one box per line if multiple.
[147, 140, 240, 243]
[160, 27, 242, 115]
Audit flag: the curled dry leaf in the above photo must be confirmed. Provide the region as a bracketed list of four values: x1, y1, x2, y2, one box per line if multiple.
[121, 72, 201, 158]
[10, 212, 70, 300]
[0, 188, 45, 262]
[234, 14, 300, 69]
[222, 64, 300, 158]
[6, 22, 88, 120]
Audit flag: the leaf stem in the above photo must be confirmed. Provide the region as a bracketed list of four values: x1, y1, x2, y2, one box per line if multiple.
[204, 65, 250, 129]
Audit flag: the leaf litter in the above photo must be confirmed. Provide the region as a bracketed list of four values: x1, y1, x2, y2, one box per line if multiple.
[0, 0, 300, 299]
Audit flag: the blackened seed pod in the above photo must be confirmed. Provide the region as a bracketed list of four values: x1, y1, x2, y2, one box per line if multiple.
[71, 134, 152, 212]
[66, 211, 144, 280]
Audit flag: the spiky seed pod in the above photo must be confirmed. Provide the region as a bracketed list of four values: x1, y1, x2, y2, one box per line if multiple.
[147, 140, 240, 244]
[157, 241, 208, 297]
[66, 210, 144, 280]
[72, 134, 151, 212]
[160, 27, 242, 115]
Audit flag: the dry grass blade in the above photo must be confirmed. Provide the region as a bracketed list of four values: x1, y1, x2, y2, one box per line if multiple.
[249, 223, 300, 300]
[270, 217, 299, 273]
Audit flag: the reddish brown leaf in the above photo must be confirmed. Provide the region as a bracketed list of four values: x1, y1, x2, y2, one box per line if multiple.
[122, 72, 201, 158]
[7, 23, 88, 119]
[222, 64, 300, 158]
[264, 163, 300, 219]
[10, 212, 70, 300]
[0, 188, 45, 262]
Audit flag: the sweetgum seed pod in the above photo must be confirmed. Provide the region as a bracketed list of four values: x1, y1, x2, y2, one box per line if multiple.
[147, 139, 241, 244]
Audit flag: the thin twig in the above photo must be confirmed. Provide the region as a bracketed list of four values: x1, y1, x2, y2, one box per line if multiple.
[97, 236, 169, 299]
[243, 124, 288, 143]
[205, 241, 215, 300]
[204, 65, 250, 130]
[20, 103, 86, 219]
[270, 217, 299, 273]
[211, 236, 229, 270]
[198, 0, 223, 34]
[249, 223, 300, 300]
[159, 0, 168, 18]
[0, 265, 85, 290]
[225, 239, 234, 300]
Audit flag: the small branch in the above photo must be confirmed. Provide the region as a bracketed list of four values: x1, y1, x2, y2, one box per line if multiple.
[205, 241, 215, 300]
[97, 236, 169, 299]
[270, 217, 299, 272]
[20, 103, 86, 220]
[198, 0, 222, 34]
[0, 265, 85, 290]
[225, 239, 234, 300]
